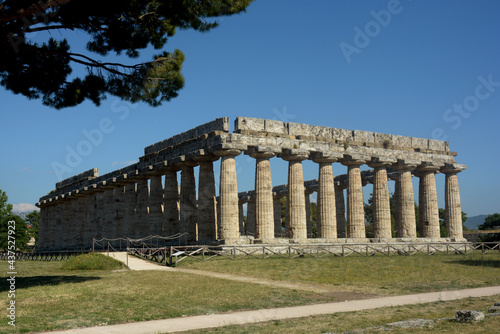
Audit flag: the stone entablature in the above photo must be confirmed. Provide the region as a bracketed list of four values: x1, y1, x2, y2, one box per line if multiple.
[36, 117, 467, 250]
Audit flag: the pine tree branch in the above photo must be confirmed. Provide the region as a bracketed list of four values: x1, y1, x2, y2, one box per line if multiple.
[0, 0, 75, 24]
[25, 24, 74, 33]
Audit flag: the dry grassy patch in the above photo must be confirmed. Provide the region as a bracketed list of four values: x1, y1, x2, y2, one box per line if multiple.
[0, 260, 335, 334]
[180, 252, 500, 295]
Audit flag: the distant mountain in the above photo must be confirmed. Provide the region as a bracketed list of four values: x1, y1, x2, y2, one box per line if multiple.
[12, 210, 33, 220]
[464, 214, 489, 230]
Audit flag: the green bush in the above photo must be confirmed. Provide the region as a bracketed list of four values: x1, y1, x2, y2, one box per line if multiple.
[61, 253, 126, 270]
[478, 233, 500, 242]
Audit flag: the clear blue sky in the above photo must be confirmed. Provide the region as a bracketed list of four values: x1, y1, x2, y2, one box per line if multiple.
[0, 0, 499, 217]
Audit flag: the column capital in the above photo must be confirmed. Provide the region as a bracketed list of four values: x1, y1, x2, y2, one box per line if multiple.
[192, 154, 220, 163]
[417, 161, 444, 173]
[246, 146, 281, 159]
[340, 154, 369, 166]
[170, 155, 200, 168]
[280, 149, 309, 161]
[367, 157, 397, 168]
[392, 159, 420, 171]
[441, 163, 467, 174]
[334, 180, 347, 189]
[311, 152, 343, 164]
[214, 149, 242, 158]
[304, 186, 315, 195]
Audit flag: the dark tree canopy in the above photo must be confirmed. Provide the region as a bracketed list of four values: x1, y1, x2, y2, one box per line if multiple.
[25, 210, 40, 244]
[0, 0, 253, 108]
[478, 213, 500, 231]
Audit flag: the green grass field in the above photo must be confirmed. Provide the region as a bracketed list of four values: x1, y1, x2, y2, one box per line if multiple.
[180, 252, 500, 295]
[0, 258, 335, 333]
[0, 252, 498, 333]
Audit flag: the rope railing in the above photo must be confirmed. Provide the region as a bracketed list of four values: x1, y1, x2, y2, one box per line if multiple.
[4, 240, 496, 262]
[92, 233, 189, 252]
[124, 241, 500, 267]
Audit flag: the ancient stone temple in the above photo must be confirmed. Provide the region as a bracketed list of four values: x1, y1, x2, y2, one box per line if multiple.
[36, 117, 467, 250]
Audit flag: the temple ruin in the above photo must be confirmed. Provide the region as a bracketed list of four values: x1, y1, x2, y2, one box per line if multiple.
[36, 117, 467, 250]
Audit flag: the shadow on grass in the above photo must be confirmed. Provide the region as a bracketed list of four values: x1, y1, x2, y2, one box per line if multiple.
[446, 259, 500, 268]
[0, 275, 101, 291]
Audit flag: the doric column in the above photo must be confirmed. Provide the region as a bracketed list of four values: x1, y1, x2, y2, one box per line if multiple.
[246, 198, 255, 235]
[442, 163, 467, 240]
[281, 150, 309, 240]
[273, 193, 284, 237]
[54, 201, 64, 249]
[249, 148, 276, 242]
[61, 197, 74, 249]
[112, 184, 126, 241]
[304, 188, 313, 238]
[416, 162, 443, 239]
[123, 182, 137, 238]
[367, 158, 396, 239]
[148, 174, 165, 237]
[179, 162, 198, 242]
[312, 153, 341, 239]
[81, 190, 95, 249]
[163, 169, 179, 236]
[135, 178, 150, 238]
[334, 181, 347, 238]
[340, 155, 368, 239]
[238, 200, 245, 234]
[101, 185, 115, 240]
[194, 155, 219, 241]
[93, 190, 105, 242]
[72, 192, 85, 248]
[393, 160, 419, 239]
[214, 149, 241, 242]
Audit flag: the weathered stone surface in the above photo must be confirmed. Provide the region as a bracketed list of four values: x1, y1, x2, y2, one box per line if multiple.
[265, 119, 287, 135]
[149, 175, 164, 237]
[215, 149, 241, 241]
[197, 160, 218, 241]
[135, 179, 150, 238]
[180, 166, 197, 242]
[418, 170, 440, 238]
[335, 183, 346, 238]
[454, 310, 485, 322]
[234, 116, 265, 132]
[55, 168, 99, 190]
[286, 159, 307, 239]
[488, 305, 500, 313]
[246, 198, 255, 235]
[317, 162, 336, 239]
[442, 164, 466, 239]
[386, 318, 435, 329]
[411, 137, 428, 150]
[253, 153, 275, 241]
[145, 117, 229, 155]
[372, 167, 392, 239]
[353, 130, 374, 143]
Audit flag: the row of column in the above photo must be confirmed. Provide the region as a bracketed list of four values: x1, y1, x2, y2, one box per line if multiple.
[38, 148, 465, 250]
[242, 151, 464, 241]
